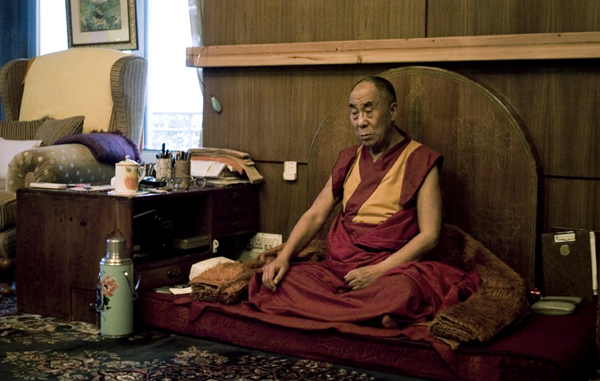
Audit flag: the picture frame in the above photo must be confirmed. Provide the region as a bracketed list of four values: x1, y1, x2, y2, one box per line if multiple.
[66, 0, 138, 51]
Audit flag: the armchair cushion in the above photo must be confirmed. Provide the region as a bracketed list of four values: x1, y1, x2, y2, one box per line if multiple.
[0, 138, 42, 181]
[34, 115, 85, 146]
[0, 119, 48, 140]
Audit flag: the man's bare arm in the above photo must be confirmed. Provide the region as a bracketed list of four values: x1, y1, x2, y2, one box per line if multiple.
[262, 176, 340, 291]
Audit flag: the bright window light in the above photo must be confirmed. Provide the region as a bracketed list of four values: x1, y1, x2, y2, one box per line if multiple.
[146, 0, 203, 150]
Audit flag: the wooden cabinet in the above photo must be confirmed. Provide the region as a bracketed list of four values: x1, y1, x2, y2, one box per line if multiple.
[16, 184, 259, 323]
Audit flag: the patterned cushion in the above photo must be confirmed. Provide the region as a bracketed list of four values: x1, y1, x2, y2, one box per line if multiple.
[0, 192, 17, 232]
[35, 116, 85, 146]
[0, 119, 48, 140]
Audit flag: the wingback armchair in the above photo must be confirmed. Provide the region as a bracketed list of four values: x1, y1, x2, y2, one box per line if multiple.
[0, 48, 147, 294]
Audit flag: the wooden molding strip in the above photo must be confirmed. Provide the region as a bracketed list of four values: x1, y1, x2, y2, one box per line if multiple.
[187, 31, 600, 68]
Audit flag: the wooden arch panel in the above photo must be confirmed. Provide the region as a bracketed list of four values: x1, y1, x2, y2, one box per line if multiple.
[308, 66, 541, 287]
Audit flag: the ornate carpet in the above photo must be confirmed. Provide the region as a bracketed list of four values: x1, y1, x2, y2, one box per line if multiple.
[0, 291, 418, 381]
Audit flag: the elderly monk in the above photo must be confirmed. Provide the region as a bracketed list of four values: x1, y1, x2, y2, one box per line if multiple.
[248, 76, 479, 328]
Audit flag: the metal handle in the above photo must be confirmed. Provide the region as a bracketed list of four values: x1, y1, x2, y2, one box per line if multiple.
[123, 270, 139, 300]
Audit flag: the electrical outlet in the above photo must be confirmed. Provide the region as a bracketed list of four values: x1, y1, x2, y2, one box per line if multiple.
[250, 232, 283, 251]
[254, 233, 263, 249]
[263, 233, 283, 250]
[283, 161, 297, 181]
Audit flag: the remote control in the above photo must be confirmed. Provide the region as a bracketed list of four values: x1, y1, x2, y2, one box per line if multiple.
[30, 182, 67, 190]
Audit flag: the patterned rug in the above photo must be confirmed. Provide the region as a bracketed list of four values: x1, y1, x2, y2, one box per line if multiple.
[0, 292, 418, 381]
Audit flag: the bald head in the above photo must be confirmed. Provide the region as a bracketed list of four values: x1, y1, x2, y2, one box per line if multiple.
[351, 76, 396, 107]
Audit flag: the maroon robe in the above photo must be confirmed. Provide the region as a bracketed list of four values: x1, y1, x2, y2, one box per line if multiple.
[248, 133, 480, 327]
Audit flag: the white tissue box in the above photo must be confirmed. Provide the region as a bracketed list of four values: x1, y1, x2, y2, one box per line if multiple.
[188, 256, 234, 281]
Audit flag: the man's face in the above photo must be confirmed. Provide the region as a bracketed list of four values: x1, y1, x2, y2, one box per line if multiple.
[348, 81, 397, 153]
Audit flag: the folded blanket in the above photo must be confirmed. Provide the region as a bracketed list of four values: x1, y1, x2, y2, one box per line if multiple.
[54, 131, 142, 164]
[427, 224, 531, 347]
[190, 224, 529, 346]
[191, 240, 327, 304]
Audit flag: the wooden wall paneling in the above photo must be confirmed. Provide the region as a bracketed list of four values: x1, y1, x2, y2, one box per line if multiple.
[428, 0, 600, 37]
[443, 60, 600, 179]
[254, 162, 310, 238]
[202, 0, 426, 46]
[202, 65, 395, 163]
[544, 178, 600, 232]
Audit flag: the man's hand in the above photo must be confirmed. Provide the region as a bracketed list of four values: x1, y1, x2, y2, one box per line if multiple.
[344, 264, 385, 290]
[261, 256, 290, 292]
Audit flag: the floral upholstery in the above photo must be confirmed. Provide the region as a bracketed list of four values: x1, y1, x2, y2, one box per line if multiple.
[6, 144, 114, 192]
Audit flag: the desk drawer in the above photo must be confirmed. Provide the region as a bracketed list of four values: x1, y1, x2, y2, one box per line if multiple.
[213, 188, 258, 218]
[213, 213, 257, 238]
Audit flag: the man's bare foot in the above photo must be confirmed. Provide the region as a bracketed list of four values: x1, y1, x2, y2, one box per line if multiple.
[382, 314, 399, 329]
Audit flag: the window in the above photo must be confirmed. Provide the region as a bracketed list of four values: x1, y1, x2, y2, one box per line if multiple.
[38, 0, 203, 151]
[145, 0, 203, 150]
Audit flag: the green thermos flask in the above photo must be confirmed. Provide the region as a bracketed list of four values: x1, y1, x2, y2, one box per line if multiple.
[98, 237, 136, 338]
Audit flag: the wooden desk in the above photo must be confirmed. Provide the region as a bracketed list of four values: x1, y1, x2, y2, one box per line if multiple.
[16, 184, 259, 323]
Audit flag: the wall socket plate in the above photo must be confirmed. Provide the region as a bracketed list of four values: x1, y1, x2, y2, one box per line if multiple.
[283, 161, 297, 181]
[249, 232, 283, 251]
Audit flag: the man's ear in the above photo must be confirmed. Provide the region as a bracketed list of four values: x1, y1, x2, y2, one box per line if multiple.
[390, 102, 398, 120]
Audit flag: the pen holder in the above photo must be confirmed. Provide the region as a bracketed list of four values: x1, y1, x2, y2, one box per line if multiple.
[174, 161, 191, 190]
[155, 158, 172, 181]
[174, 160, 191, 178]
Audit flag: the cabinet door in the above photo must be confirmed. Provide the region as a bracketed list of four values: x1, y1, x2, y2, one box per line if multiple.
[17, 191, 132, 321]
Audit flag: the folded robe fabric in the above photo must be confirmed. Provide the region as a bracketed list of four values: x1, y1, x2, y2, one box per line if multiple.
[190, 224, 529, 346]
[54, 131, 142, 164]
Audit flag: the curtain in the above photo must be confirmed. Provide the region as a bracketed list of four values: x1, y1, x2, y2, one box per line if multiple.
[188, 0, 205, 146]
[188, 0, 203, 47]
[0, 0, 36, 120]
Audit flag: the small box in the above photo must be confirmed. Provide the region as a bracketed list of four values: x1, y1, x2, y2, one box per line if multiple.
[172, 235, 210, 250]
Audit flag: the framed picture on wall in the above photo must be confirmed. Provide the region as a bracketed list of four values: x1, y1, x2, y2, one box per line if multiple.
[66, 0, 138, 50]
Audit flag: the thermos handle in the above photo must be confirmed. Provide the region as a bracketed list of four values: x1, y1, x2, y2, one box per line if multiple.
[123, 270, 140, 300]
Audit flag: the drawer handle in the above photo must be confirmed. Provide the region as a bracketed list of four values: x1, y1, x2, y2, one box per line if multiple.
[232, 221, 242, 227]
[232, 206, 243, 213]
[230, 193, 242, 200]
[167, 268, 182, 279]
